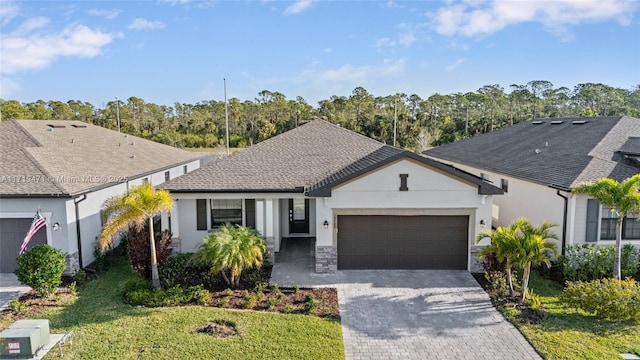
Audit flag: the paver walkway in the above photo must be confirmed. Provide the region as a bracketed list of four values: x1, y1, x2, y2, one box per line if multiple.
[270, 238, 541, 360]
[0, 273, 30, 310]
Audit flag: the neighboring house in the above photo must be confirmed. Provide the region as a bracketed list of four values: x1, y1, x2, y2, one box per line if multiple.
[159, 120, 502, 273]
[424, 116, 640, 253]
[0, 120, 202, 273]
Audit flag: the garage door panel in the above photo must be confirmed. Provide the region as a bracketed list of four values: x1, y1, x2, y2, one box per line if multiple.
[337, 215, 468, 270]
[0, 218, 48, 272]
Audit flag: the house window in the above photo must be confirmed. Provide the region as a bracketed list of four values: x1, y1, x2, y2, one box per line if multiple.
[600, 206, 640, 240]
[500, 179, 509, 193]
[164, 171, 170, 182]
[183, 165, 188, 174]
[600, 207, 617, 240]
[210, 199, 242, 228]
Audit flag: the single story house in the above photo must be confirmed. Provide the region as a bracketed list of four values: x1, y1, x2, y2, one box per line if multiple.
[424, 115, 640, 253]
[159, 120, 503, 273]
[0, 120, 202, 273]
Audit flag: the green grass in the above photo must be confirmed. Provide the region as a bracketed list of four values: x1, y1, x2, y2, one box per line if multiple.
[505, 272, 640, 359]
[1, 259, 343, 360]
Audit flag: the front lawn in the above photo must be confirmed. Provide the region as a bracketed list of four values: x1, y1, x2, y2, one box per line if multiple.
[0, 259, 344, 360]
[500, 272, 640, 359]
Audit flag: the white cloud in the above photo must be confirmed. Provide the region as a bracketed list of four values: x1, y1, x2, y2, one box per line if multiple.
[445, 58, 464, 71]
[88, 8, 122, 20]
[397, 23, 417, 46]
[313, 58, 406, 82]
[128, 18, 166, 30]
[323, 48, 332, 53]
[432, 0, 637, 38]
[0, 76, 22, 97]
[0, 1, 20, 25]
[376, 37, 397, 48]
[157, 0, 191, 5]
[284, 0, 315, 15]
[1, 19, 121, 74]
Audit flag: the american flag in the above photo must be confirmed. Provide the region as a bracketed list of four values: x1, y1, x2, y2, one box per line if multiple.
[20, 211, 47, 255]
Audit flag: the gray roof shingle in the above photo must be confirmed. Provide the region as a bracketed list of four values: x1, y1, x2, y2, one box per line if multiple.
[424, 116, 640, 190]
[0, 120, 201, 197]
[161, 119, 503, 196]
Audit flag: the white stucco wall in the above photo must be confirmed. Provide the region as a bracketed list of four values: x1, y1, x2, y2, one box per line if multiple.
[425, 161, 566, 250]
[314, 158, 495, 270]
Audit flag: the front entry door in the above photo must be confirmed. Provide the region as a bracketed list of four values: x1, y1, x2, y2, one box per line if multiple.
[289, 198, 309, 234]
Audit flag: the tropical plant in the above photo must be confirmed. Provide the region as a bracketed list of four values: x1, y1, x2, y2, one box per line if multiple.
[478, 219, 526, 297]
[478, 218, 558, 301]
[128, 227, 173, 279]
[100, 182, 173, 289]
[516, 221, 559, 301]
[572, 174, 640, 279]
[197, 224, 267, 288]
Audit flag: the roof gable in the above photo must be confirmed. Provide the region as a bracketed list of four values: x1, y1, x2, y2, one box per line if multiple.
[1, 120, 201, 197]
[425, 116, 640, 190]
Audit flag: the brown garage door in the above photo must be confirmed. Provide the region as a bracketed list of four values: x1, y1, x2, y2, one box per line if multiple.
[0, 218, 48, 272]
[337, 215, 468, 270]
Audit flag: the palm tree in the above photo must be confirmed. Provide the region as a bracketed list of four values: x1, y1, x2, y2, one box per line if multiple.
[516, 221, 558, 301]
[100, 182, 173, 289]
[198, 224, 267, 288]
[477, 219, 526, 298]
[572, 175, 640, 279]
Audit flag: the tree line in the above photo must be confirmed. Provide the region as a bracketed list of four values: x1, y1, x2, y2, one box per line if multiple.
[1, 81, 638, 151]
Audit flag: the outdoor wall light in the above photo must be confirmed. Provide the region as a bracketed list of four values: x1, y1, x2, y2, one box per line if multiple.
[479, 219, 485, 228]
[323, 220, 329, 229]
[53, 222, 60, 231]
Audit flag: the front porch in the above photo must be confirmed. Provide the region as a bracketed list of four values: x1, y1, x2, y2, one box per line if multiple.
[270, 237, 343, 286]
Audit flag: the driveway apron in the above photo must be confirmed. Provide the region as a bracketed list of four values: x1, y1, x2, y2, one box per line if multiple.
[0, 273, 30, 310]
[334, 270, 541, 360]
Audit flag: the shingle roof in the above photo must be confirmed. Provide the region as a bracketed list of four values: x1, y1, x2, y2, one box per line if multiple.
[0, 120, 201, 197]
[424, 116, 640, 190]
[161, 119, 503, 196]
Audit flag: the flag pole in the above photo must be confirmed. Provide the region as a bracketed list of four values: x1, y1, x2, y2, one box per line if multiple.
[224, 78, 230, 156]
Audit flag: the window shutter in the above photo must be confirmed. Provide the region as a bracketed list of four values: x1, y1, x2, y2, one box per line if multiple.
[196, 199, 207, 230]
[245, 199, 256, 229]
[585, 199, 599, 242]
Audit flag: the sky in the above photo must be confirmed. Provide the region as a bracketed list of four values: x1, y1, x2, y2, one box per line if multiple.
[1, 0, 639, 108]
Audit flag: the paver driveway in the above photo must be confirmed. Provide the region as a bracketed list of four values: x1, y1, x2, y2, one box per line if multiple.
[270, 238, 541, 360]
[334, 270, 541, 360]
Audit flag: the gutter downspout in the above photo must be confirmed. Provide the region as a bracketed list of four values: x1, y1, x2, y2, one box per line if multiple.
[74, 195, 87, 269]
[556, 190, 568, 256]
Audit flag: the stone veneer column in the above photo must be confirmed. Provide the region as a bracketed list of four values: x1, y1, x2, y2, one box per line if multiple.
[64, 251, 80, 275]
[469, 245, 485, 273]
[315, 246, 337, 273]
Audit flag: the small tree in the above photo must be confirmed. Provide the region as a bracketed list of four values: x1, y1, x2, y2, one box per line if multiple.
[516, 221, 558, 301]
[478, 219, 525, 298]
[100, 182, 173, 289]
[128, 227, 173, 280]
[197, 224, 267, 288]
[572, 175, 640, 280]
[15, 244, 66, 297]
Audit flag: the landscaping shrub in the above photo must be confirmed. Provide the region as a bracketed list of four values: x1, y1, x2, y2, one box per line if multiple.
[159, 253, 225, 290]
[15, 244, 66, 297]
[124, 277, 153, 293]
[562, 278, 640, 321]
[124, 284, 211, 307]
[485, 271, 510, 299]
[128, 227, 173, 280]
[562, 244, 639, 281]
[304, 294, 319, 315]
[8, 299, 26, 314]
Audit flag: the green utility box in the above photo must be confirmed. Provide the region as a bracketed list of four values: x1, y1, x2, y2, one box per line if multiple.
[0, 319, 50, 359]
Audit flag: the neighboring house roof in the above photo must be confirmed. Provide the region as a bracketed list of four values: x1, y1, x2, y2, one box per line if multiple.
[424, 116, 640, 191]
[161, 119, 502, 196]
[0, 120, 201, 197]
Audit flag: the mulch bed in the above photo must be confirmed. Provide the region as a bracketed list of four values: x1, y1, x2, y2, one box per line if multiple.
[1, 287, 76, 322]
[472, 273, 546, 324]
[210, 287, 340, 319]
